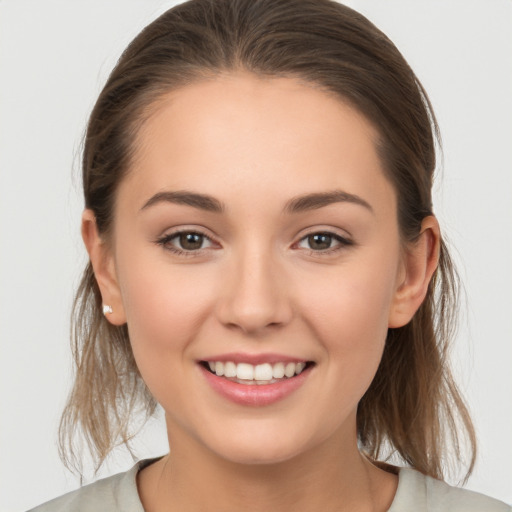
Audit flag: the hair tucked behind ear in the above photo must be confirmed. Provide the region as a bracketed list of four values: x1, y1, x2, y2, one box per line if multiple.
[358, 242, 475, 481]
[59, 264, 157, 474]
[60, 0, 476, 479]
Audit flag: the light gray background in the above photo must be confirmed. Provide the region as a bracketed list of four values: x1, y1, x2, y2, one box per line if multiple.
[1, 1, 511, 510]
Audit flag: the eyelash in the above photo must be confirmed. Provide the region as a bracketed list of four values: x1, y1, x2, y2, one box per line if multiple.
[295, 232, 354, 256]
[155, 230, 353, 257]
[155, 230, 216, 257]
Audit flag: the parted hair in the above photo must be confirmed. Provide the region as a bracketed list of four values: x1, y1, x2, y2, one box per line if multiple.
[60, 0, 476, 480]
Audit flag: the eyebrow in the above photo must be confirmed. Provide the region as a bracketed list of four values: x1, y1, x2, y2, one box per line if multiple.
[284, 190, 374, 214]
[140, 189, 373, 215]
[141, 190, 224, 213]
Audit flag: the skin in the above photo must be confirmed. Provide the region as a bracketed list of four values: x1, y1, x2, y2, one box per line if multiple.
[83, 72, 440, 511]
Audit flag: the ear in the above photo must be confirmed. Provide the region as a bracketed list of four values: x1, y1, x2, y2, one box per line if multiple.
[81, 209, 126, 325]
[388, 216, 440, 328]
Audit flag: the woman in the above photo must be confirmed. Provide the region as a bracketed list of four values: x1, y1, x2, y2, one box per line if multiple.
[27, 0, 511, 510]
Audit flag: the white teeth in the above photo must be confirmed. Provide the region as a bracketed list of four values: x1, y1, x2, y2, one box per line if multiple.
[272, 362, 285, 379]
[284, 362, 296, 378]
[254, 363, 273, 380]
[236, 363, 254, 380]
[206, 360, 309, 382]
[215, 362, 224, 376]
[224, 361, 237, 378]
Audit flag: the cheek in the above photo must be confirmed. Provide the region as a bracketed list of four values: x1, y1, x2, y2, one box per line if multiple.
[302, 260, 396, 341]
[297, 252, 399, 392]
[115, 264, 219, 417]
[114, 249, 216, 373]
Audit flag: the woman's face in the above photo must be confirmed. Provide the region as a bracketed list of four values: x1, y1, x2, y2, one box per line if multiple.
[102, 73, 409, 464]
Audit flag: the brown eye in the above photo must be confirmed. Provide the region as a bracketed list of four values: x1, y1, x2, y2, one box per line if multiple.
[296, 232, 352, 253]
[157, 230, 214, 253]
[178, 232, 204, 250]
[307, 233, 333, 250]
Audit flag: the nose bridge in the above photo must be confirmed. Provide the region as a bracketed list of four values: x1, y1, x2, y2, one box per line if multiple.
[217, 239, 291, 334]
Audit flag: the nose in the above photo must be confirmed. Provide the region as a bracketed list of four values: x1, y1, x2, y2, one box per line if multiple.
[216, 246, 293, 335]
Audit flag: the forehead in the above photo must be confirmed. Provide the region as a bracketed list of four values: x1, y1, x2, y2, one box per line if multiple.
[120, 72, 395, 216]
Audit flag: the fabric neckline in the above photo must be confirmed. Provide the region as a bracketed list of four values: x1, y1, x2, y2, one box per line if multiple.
[125, 458, 421, 511]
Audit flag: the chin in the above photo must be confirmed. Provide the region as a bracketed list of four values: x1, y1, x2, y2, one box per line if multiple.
[216, 444, 302, 466]
[202, 425, 319, 467]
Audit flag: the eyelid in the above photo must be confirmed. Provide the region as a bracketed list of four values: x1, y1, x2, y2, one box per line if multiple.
[293, 228, 354, 255]
[154, 225, 353, 257]
[155, 226, 220, 256]
[294, 225, 353, 242]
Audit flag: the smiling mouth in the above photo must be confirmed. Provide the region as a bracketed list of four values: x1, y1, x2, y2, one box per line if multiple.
[200, 360, 315, 385]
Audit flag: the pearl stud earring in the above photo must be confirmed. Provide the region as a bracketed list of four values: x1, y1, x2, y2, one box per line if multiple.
[102, 304, 113, 315]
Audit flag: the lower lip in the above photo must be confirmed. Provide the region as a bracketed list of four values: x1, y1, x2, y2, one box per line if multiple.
[200, 364, 312, 406]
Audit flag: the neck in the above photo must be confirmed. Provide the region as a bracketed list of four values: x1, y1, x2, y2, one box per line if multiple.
[137, 415, 397, 512]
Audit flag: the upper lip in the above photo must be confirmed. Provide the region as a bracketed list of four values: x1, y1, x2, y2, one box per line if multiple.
[199, 352, 310, 365]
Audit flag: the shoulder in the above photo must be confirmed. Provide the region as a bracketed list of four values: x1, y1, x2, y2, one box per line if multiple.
[27, 462, 145, 512]
[389, 467, 511, 512]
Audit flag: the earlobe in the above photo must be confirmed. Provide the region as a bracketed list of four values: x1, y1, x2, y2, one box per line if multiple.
[388, 216, 440, 328]
[81, 209, 127, 326]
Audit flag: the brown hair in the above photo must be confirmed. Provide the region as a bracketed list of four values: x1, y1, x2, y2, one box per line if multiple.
[60, 0, 476, 480]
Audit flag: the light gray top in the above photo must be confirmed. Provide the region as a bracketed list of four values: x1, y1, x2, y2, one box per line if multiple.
[28, 459, 511, 512]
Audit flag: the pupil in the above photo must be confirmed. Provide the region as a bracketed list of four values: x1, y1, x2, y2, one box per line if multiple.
[180, 233, 203, 250]
[309, 233, 331, 250]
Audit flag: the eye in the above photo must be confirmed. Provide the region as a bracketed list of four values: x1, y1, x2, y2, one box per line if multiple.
[175, 232, 210, 251]
[156, 230, 214, 254]
[296, 232, 352, 252]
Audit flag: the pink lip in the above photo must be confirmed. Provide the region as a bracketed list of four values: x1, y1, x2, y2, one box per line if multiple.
[199, 363, 313, 407]
[199, 352, 309, 365]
